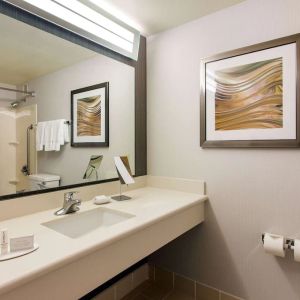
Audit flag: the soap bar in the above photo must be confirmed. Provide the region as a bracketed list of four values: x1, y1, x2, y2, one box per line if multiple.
[93, 195, 111, 205]
[10, 235, 34, 252]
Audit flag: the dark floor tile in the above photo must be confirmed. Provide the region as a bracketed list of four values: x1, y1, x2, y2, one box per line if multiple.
[141, 282, 173, 300]
[149, 264, 155, 281]
[174, 274, 195, 297]
[165, 290, 195, 300]
[220, 292, 243, 300]
[132, 294, 150, 300]
[196, 283, 219, 300]
[155, 267, 173, 289]
[121, 281, 151, 300]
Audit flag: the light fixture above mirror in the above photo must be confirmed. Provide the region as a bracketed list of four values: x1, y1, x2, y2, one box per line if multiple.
[4, 0, 140, 60]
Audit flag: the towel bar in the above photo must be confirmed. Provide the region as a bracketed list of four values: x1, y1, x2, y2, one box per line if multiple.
[23, 121, 71, 175]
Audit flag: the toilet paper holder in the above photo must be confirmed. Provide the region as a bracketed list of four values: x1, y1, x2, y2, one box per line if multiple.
[262, 233, 295, 250]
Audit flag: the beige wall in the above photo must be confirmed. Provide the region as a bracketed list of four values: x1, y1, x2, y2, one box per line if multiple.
[147, 0, 300, 299]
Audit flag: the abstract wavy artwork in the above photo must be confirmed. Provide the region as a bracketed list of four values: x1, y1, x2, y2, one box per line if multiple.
[71, 82, 109, 147]
[77, 95, 101, 136]
[214, 57, 283, 131]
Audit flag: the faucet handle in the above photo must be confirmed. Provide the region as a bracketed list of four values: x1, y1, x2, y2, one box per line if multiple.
[64, 191, 79, 201]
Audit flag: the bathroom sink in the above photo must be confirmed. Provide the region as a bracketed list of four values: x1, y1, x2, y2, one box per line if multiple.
[42, 207, 135, 238]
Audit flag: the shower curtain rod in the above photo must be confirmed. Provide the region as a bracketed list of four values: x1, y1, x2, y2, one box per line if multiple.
[0, 86, 35, 97]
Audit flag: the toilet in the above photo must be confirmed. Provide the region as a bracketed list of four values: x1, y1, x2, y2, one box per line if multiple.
[28, 174, 60, 190]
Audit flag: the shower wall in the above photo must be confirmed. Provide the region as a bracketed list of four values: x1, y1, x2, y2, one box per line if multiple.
[0, 83, 17, 195]
[0, 83, 37, 195]
[15, 104, 37, 192]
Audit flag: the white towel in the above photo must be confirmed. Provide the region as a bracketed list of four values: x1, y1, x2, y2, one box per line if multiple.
[37, 119, 70, 151]
[64, 123, 70, 143]
[44, 121, 55, 151]
[36, 122, 46, 151]
[56, 119, 66, 149]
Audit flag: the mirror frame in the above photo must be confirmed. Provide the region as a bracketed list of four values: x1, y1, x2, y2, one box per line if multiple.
[0, 1, 147, 201]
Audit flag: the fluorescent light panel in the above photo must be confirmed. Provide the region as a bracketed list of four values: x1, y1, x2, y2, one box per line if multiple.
[54, 0, 135, 42]
[88, 0, 144, 33]
[24, 0, 133, 51]
[4, 0, 140, 59]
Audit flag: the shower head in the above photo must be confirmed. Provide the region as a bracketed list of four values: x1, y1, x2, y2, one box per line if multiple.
[10, 101, 20, 108]
[10, 98, 26, 109]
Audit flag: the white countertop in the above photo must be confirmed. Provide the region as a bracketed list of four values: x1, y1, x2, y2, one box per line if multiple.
[0, 187, 207, 295]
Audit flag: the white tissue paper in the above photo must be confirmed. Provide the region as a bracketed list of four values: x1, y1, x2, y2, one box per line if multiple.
[293, 239, 300, 262]
[263, 233, 285, 257]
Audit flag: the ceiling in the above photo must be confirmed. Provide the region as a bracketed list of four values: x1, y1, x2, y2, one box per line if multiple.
[0, 14, 96, 86]
[97, 0, 245, 36]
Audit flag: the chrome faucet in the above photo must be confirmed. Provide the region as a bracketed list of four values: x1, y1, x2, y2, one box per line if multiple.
[54, 191, 81, 216]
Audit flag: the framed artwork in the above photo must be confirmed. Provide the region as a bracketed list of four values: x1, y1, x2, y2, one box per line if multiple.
[71, 82, 109, 147]
[200, 34, 300, 148]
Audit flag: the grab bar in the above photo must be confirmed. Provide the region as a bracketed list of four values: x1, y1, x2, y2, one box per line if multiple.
[21, 124, 33, 176]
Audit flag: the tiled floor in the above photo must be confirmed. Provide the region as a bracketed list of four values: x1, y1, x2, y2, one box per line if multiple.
[120, 266, 242, 300]
[121, 280, 193, 300]
[92, 264, 243, 300]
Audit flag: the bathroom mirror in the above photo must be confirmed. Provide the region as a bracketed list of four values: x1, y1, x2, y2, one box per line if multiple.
[0, 4, 146, 200]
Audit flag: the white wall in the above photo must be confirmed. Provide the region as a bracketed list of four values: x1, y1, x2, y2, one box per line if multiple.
[147, 0, 300, 299]
[27, 54, 135, 186]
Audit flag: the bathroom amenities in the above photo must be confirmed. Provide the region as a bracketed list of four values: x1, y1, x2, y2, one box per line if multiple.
[93, 195, 111, 205]
[0, 229, 8, 255]
[10, 235, 34, 252]
[0, 229, 38, 261]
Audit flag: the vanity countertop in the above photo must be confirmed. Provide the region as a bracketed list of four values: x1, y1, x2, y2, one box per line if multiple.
[0, 186, 207, 296]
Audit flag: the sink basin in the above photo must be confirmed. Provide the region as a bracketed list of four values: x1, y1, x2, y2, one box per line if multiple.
[42, 207, 135, 238]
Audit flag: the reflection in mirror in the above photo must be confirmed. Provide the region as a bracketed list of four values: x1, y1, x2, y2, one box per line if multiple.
[0, 13, 135, 197]
[83, 155, 103, 181]
[111, 156, 135, 201]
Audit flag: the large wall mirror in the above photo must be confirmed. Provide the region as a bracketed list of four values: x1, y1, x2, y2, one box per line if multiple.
[0, 3, 146, 200]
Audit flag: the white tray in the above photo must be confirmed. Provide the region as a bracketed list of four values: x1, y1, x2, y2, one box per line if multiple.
[0, 243, 39, 261]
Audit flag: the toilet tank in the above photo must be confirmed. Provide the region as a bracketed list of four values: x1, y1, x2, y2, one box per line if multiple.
[28, 174, 60, 190]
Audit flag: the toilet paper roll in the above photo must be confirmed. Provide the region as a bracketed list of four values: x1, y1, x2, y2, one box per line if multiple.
[263, 233, 285, 257]
[293, 239, 300, 262]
